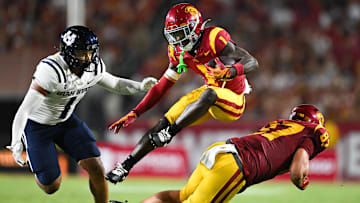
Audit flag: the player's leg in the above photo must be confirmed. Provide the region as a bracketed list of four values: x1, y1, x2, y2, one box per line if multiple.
[182, 153, 246, 202]
[24, 120, 63, 194]
[106, 117, 171, 183]
[207, 86, 246, 122]
[106, 86, 215, 184]
[56, 114, 107, 203]
[142, 150, 208, 203]
[106, 86, 216, 184]
[34, 175, 62, 194]
[79, 157, 108, 203]
[171, 87, 217, 128]
[150, 86, 245, 148]
[148, 86, 243, 150]
[163, 87, 217, 138]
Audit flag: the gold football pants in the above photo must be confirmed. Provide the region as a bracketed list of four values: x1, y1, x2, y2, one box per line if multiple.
[180, 142, 246, 203]
[165, 86, 246, 126]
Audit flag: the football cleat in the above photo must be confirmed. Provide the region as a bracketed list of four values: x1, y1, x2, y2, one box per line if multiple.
[105, 163, 129, 184]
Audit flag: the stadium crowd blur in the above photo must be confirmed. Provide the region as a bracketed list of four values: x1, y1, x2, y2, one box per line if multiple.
[1, 0, 360, 136]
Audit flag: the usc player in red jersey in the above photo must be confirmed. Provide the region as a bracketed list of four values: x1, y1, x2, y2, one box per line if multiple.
[141, 104, 330, 203]
[106, 3, 258, 184]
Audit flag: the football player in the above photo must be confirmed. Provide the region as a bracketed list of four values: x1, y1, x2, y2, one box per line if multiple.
[141, 104, 330, 202]
[106, 3, 259, 184]
[6, 25, 157, 203]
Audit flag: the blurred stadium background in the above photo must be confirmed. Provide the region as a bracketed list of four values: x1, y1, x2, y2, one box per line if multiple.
[0, 0, 360, 202]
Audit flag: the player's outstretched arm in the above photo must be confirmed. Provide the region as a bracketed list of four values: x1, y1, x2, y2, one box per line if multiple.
[108, 64, 178, 132]
[289, 148, 310, 190]
[7, 82, 46, 166]
[98, 72, 157, 95]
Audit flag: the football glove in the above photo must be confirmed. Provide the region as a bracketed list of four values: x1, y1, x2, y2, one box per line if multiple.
[140, 77, 158, 92]
[300, 176, 309, 190]
[109, 111, 137, 133]
[6, 141, 26, 166]
[206, 58, 232, 81]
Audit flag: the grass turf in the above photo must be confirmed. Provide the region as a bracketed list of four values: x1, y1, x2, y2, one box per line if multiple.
[0, 173, 359, 203]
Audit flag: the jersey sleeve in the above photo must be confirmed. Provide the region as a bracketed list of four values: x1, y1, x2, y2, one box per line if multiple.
[299, 126, 330, 159]
[298, 137, 315, 159]
[208, 27, 232, 56]
[32, 62, 59, 92]
[314, 125, 330, 152]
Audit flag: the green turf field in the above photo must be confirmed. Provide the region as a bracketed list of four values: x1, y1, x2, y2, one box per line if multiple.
[0, 173, 359, 203]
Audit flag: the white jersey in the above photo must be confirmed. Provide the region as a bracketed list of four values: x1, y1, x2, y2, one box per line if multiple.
[29, 52, 105, 125]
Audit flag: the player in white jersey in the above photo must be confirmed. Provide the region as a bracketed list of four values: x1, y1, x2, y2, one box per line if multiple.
[6, 25, 157, 203]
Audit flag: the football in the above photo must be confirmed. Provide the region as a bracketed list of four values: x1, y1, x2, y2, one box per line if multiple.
[207, 56, 236, 68]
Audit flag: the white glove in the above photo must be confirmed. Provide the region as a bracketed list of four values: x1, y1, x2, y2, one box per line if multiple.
[140, 77, 158, 92]
[6, 141, 26, 166]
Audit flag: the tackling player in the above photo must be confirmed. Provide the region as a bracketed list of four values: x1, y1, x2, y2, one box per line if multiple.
[6, 25, 157, 203]
[106, 3, 259, 184]
[141, 104, 330, 202]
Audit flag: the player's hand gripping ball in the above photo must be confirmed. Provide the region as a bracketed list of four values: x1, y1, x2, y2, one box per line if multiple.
[206, 57, 234, 81]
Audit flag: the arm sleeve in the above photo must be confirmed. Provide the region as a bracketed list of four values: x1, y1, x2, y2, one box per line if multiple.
[11, 88, 45, 146]
[133, 75, 175, 116]
[97, 72, 144, 95]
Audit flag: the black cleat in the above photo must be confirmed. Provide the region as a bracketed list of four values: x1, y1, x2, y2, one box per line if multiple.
[109, 200, 128, 203]
[105, 163, 129, 184]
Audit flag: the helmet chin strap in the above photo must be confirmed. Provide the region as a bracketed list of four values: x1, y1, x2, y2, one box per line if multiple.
[182, 42, 194, 52]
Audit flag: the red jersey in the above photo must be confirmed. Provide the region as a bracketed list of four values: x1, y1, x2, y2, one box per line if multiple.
[167, 26, 246, 94]
[230, 119, 330, 186]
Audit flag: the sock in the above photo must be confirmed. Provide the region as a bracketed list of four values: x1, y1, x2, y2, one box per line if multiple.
[168, 122, 182, 136]
[122, 155, 136, 171]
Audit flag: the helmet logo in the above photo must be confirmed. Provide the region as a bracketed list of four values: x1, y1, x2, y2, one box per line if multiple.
[63, 31, 77, 46]
[185, 6, 199, 17]
[317, 112, 325, 125]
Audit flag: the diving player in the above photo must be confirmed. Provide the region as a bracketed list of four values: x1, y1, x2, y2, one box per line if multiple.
[142, 104, 330, 202]
[6, 25, 157, 203]
[106, 3, 259, 184]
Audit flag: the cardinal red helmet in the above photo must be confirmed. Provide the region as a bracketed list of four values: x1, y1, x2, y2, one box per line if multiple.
[164, 3, 203, 51]
[289, 104, 325, 126]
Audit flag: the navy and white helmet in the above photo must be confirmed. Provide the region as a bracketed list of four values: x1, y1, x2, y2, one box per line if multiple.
[60, 25, 99, 71]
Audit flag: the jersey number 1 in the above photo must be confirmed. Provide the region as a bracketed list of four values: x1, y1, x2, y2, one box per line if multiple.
[59, 97, 76, 119]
